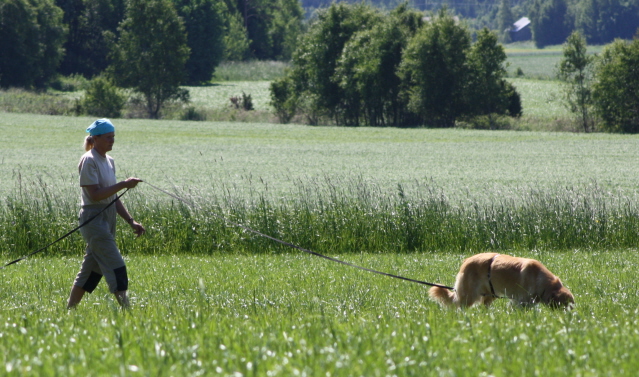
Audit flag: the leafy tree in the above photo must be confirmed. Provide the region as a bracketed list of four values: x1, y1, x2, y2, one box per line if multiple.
[333, 16, 384, 126]
[234, 0, 270, 58]
[557, 31, 595, 132]
[32, 0, 68, 87]
[56, 0, 126, 77]
[592, 0, 637, 43]
[271, 4, 520, 128]
[526, 0, 639, 45]
[497, 0, 514, 42]
[227, 0, 303, 60]
[504, 81, 523, 118]
[592, 39, 639, 133]
[174, 0, 226, 84]
[0, 0, 40, 87]
[0, 0, 67, 88]
[268, 0, 304, 60]
[287, 2, 381, 124]
[571, 0, 598, 43]
[400, 8, 471, 128]
[223, 10, 250, 61]
[466, 28, 522, 121]
[270, 75, 298, 123]
[530, 0, 571, 48]
[336, 4, 423, 126]
[570, 0, 639, 44]
[108, 0, 190, 118]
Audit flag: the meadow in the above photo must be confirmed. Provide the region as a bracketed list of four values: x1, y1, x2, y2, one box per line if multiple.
[3, 112, 639, 255]
[1, 251, 639, 376]
[2, 112, 639, 375]
[0, 55, 574, 128]
[504, 42, 603, 80]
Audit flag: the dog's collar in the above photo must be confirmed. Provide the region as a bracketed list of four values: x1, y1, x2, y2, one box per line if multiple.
[487, 254, 500, 298]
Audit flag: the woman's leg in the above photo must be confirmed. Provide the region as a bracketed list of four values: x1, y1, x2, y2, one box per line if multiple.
[67, 285, 87, 309]
[114, 290, 129, 308]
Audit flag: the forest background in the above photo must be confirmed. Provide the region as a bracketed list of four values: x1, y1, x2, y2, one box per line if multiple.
[2, 0, 638, 85]
[0, 0, 638, 131]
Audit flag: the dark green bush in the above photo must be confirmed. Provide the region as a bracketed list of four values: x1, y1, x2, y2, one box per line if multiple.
[80, 76, 126, 118]
[178, 106, 207, 121]
[270, 76, 297, 123]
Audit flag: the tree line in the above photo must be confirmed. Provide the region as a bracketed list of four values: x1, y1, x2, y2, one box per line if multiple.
[527, 0, 639, 47]
[271, 5, 522, 128]
[485, 0, 637, 47]
[1, 0, 639, 132]
[320, 0, 639, 48]
[271, 2, 639, 131]
[3, 0, 637, 91]
[0, 0, 303, 88]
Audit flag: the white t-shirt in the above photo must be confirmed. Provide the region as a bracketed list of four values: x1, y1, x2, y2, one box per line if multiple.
[78, 148, 117, 206]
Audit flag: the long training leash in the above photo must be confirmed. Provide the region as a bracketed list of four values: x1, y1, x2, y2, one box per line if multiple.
[144, 182, 455, 291]
[0, 189, 129, 270]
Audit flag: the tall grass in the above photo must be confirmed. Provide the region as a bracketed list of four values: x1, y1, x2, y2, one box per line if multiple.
[3, 175, 638, 259]
[0, 89, 80, 116]
[1, 250, 638, 376]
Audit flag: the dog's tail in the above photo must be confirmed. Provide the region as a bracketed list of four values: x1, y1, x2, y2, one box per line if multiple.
[428, 286, 456, 307]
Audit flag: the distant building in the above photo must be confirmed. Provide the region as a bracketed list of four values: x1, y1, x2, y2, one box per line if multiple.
[509, 17, 531, 42]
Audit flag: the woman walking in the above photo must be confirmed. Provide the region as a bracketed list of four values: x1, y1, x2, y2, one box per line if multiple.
[67, 119, 145, 309]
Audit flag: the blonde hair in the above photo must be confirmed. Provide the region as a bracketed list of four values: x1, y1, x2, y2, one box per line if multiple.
[83, 135, 95, 151]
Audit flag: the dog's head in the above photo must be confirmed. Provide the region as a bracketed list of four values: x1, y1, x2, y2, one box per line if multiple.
[546, 285, 575, 309]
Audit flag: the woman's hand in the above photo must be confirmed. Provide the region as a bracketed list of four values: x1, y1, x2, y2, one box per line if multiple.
[123, 177, 143, 189]
[130, 220, 146, 237]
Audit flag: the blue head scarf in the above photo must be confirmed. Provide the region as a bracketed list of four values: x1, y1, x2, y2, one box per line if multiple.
[86, 119, 115, 136]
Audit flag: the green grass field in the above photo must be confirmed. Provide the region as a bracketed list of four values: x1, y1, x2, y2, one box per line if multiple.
[186, 82, 273, 111]
[508, 78, 569, 121]
[185, 78, 567, 122]
[213, 60, 289, 82]
[3, 112, 639, 375]
[3, 113, 639, 256]
[0, 250, 639, 376]
[0, 78, 572, 130]
[2, 113, 638, 197]
[1, 251, 639, 376]
[504, 43, 603, 80]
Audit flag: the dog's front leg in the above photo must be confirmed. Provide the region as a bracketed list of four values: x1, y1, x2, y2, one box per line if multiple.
[480, 294, 496, 307]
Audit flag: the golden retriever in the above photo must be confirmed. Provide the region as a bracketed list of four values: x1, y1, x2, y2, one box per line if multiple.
[429, 253, 574, 309]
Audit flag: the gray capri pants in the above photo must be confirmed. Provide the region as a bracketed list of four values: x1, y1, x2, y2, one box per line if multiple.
[73, 204, 128, 293]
